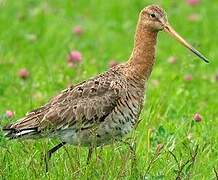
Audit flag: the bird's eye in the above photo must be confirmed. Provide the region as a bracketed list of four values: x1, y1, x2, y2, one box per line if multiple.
[150, 13, 156, 18]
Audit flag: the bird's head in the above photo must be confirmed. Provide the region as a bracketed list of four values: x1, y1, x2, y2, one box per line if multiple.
[140, 5, 167, 31]
[140, 5, 209, 63]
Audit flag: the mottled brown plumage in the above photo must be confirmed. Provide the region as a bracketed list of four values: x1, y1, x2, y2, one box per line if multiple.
[3, 5, 208, 170]
[4, 65, 145, 146]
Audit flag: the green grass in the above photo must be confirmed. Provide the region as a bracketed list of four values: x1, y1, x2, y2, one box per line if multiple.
[0, 0, 218, 179]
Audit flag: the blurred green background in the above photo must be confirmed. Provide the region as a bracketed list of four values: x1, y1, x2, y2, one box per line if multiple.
[0, 0, 218, 179]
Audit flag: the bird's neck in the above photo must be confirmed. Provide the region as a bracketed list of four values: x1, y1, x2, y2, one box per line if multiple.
[128, 20, 158, 80]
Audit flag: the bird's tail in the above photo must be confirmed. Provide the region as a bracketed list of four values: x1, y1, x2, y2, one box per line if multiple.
[3, 126, 40, 139]
[2, 106, 47, 139]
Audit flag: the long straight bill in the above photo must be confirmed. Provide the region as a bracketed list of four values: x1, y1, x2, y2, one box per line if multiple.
[164, 24, 209, 63]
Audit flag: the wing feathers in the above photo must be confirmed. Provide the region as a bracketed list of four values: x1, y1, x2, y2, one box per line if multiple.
[3, 68, 127, 139]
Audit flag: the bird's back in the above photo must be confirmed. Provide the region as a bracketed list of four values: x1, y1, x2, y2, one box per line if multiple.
[3, 63, 146, 146]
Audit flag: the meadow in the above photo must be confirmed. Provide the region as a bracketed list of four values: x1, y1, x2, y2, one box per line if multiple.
[0, 0, 218, 179]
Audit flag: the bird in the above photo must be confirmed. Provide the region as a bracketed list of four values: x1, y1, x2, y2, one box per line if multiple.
[3, 4, 209, 171]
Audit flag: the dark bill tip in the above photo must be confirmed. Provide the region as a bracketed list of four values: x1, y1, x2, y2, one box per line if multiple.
[164, 24, 209, 64]
[190, 47, 209, 63]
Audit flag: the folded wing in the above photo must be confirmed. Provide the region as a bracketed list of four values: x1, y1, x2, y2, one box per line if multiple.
[3, 70, 126, 139]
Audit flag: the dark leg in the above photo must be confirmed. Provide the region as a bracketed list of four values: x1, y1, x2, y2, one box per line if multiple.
[120, 139, 137, 166]
[120, 138, 135, 153]
[86, 147, 93, 165]
[45, 142, 66, 172]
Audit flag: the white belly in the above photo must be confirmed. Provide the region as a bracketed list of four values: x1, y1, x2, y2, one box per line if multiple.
[57, 92, 143, 146]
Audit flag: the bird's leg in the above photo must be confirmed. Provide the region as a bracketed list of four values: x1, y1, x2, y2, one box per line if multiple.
[120, 138, 137, 161]
[86, 147, 93, 165]
[45, 142, 66, 172]
[119, 138, 133, 151]
[119, 138, 138, 175]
